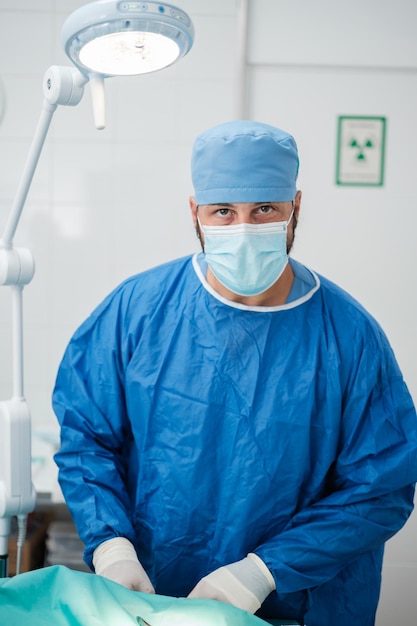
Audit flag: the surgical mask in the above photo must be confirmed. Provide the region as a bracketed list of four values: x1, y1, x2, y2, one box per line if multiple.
[199, 212, 293, 297]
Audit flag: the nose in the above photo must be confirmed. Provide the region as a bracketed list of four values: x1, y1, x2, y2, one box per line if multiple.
[233, 208, 256, 224]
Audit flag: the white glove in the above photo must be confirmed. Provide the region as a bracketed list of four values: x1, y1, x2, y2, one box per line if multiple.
[93, 537, 155, 593]
[187, 553, 275, 614]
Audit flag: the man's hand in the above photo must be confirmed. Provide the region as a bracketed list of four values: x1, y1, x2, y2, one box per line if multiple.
[187, 553, 275, 613]
[93, 537, 155, 593]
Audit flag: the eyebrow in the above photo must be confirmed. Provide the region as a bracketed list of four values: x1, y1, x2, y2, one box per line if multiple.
[208, 202, 275, 208]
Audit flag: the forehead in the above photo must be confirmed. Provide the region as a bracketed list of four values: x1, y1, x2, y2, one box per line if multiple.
[199, 201, 291, 209]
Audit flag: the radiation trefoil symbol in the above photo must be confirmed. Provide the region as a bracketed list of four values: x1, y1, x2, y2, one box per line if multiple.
[348, 136, 375, 161]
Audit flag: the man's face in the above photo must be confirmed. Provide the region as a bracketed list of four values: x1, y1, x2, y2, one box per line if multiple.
[190, 191, 301, 254]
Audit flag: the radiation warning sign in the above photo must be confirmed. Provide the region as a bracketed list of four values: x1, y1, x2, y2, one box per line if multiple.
[336, 116, 386, 186]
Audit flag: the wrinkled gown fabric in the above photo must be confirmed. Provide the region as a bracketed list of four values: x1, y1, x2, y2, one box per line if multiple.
[53, 254, 417, 626]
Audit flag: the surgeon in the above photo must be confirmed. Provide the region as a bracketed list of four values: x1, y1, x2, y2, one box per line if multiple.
[53, 120, 417, 626]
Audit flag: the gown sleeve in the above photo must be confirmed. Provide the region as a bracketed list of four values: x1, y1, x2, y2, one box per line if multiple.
[53, 283, 138, 568]
[255, 318, 417, 594]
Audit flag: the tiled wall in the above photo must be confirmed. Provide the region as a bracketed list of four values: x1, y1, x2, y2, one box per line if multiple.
[0, 0, 238, 430]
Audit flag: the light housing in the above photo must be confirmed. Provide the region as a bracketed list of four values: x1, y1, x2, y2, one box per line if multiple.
[62, 0, 194, 77]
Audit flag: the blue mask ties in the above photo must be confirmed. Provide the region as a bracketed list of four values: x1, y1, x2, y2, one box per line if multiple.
[199, 212, 293, 297]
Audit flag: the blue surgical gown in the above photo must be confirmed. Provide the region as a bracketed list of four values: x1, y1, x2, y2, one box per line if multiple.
[53, 254, 417, 626]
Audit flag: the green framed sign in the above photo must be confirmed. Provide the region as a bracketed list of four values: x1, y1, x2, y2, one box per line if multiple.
[335, 115, 386, 186]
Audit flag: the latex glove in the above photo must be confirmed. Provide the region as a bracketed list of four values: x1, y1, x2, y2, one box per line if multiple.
[187, 553, 275, 614]
[93, 537, 155, 593]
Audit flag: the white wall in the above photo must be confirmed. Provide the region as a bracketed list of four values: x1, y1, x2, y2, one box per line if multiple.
[0, 1, 416, 623]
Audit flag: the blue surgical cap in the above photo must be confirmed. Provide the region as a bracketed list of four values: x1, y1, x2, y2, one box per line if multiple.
[191, 120, 299, 204]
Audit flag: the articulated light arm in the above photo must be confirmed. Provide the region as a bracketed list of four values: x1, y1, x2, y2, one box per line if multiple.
[0, 66, 89, 575]
[1, 66, 87, 253]
[0, 0, 194, 578]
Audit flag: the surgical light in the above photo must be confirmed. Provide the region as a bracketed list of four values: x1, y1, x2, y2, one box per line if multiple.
[0, 0, 193, 578]
[77, 31, 179, 75]
[62, 0, 194, 77]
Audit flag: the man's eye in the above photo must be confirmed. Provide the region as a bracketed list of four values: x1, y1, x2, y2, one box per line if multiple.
[258, 205, 273, 213]
[217, 208, 230, 216]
